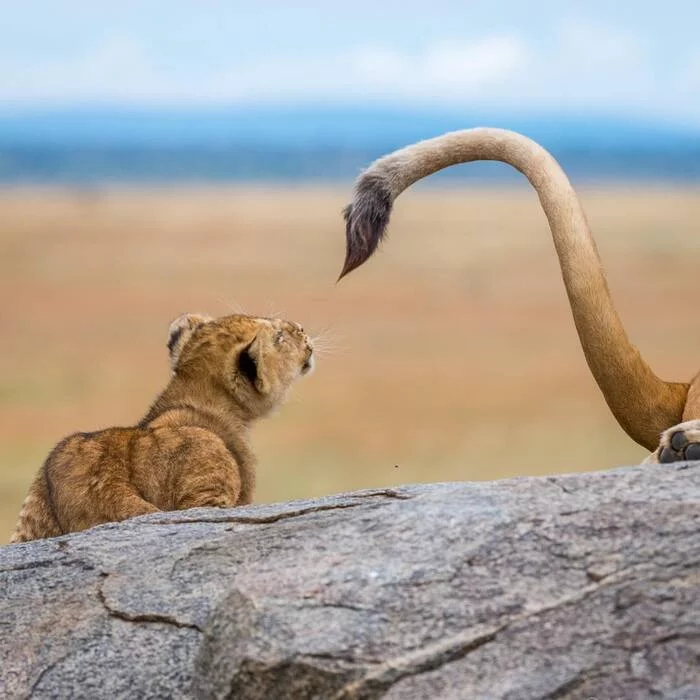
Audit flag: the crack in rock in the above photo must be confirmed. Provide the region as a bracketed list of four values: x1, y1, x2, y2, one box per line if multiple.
[28, 650, 76, 698]
[347, 489, 414, 501]
[331, 565, 652, 698]
[331, 626, 499, 699]
[143, 500, 382, 527]
[96, 578, 203, 633]
[0, 559, 64, 573]
[546, 477, 575, 495]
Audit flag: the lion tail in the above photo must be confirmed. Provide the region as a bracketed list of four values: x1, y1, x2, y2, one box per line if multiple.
[341, 127, 688, 450]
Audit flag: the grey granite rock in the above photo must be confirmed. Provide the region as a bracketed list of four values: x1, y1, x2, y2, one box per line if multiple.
[1, 463, 698, 699]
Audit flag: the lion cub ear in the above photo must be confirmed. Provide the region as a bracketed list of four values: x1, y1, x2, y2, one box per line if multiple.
[238, 335, 271, 394]
[167, 313, 212, 371]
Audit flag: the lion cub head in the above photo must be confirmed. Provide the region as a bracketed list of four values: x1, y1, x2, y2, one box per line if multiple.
[166, 313, 314, 418]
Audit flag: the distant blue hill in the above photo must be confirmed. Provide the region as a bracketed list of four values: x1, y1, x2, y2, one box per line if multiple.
[0, 105, 698, 183]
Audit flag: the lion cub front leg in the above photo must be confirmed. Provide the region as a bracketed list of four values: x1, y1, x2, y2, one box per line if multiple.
[175, 467, 241, 510]
[645, 420, 700, 464]
[167, 428, 245, 510]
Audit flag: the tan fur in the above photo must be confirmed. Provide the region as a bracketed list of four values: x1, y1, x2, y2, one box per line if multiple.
[341, 127, 699, 457]
[10, 313, 314, 543]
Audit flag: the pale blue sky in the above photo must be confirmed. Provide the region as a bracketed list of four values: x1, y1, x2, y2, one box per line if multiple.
[1, 1, 699, 123]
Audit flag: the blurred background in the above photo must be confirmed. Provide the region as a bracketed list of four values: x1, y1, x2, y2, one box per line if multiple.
[2, 1, 699, 542]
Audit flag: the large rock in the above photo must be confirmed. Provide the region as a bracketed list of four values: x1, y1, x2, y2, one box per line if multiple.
[1, 463, 699, 699]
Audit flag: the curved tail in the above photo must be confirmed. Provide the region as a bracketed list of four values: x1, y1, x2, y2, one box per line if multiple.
[340, 127, 688, 450]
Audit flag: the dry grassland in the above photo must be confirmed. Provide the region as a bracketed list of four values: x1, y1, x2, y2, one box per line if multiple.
[1, 185, 698, 542]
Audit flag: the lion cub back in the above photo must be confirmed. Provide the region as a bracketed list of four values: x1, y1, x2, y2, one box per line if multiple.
[11, 429, 146, 543]
[10, 425, 237, 543]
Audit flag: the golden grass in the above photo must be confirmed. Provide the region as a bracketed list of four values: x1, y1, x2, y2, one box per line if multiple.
[1, 184, 698, 543]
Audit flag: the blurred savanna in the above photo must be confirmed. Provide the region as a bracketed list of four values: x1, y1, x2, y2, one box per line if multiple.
[2, 184, 699, 542]
[2, 1, 700, 542]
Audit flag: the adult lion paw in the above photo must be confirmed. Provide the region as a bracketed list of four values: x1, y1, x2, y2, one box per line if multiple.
[655, 420, 700, 463]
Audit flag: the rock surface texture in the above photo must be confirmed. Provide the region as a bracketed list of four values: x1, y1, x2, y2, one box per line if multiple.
[1, 463, 699, 699]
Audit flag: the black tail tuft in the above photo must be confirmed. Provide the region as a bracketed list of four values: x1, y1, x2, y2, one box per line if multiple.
[338, 173, 393, 280]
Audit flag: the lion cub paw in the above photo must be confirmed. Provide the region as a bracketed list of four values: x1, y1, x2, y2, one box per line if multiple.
[655, 420, 700, 463]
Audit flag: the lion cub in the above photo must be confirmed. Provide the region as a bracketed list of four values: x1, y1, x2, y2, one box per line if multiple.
[10, 313, 314, 543]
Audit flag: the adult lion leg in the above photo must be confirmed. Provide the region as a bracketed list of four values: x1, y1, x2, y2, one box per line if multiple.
[647, 373, 700, 463]
[646, 420, 700, 464]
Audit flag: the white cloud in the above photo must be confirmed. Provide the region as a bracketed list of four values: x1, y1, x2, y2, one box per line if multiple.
[0, 18, 698, 123]
[351, 37, 529, 96]
[0, 34, 530, 104]
[0, 36, 174, 102]
[528, 18, 654, 106]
